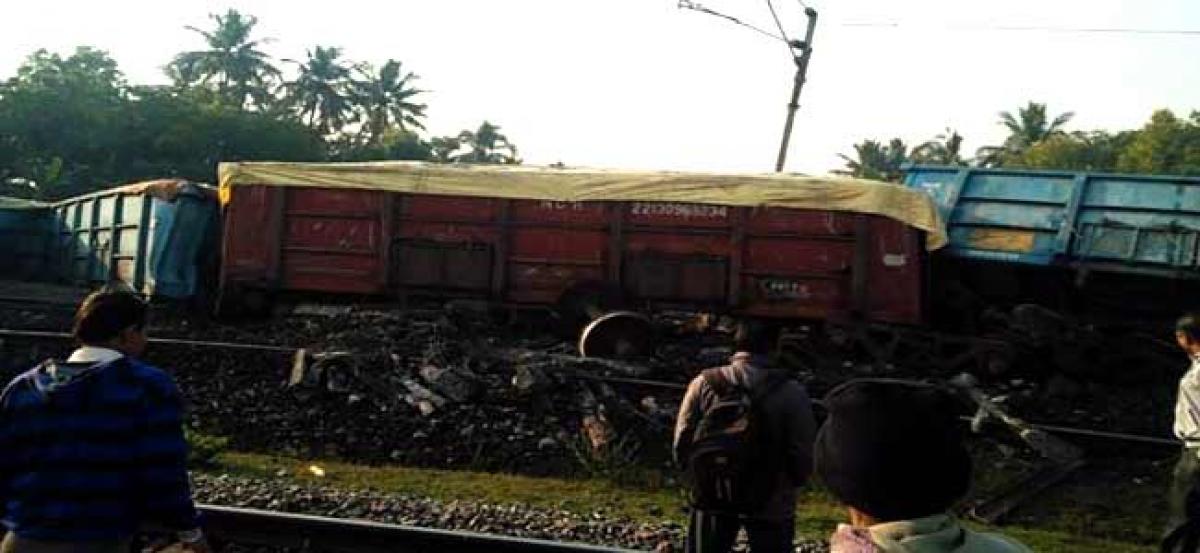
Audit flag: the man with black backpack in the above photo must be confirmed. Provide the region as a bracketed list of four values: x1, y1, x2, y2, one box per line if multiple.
[673, 321, 817, 553]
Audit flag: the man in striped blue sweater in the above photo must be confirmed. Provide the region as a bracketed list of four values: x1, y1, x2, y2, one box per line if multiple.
[0, 289, 207, 553]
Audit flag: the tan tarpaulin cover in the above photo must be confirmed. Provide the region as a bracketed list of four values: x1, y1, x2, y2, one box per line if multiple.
[219, 161, 947, 250]
[111, 179, 217, 202]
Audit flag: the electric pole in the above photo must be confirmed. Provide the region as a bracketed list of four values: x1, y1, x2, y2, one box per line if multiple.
[774, 7, 817, 173]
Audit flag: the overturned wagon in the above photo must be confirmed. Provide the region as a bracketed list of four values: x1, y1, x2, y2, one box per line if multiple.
[904, 165, 1200, 320]
[217, 162, 945, 352]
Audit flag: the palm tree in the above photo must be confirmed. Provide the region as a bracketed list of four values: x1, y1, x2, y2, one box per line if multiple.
[429, 136, 461, 162]
[168, 10, 281, 109]
[282, 46, 355, 135]
[455, 122, 519, 164]
[912, 129, 967, 166]
[353, 60, 426, 144]
[834, 138, 908, 182]
[976, 102, 1073, 166]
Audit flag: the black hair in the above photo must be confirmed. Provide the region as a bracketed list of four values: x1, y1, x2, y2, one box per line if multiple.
[815, 379, 971, 521]
[72, 290, 147, 345]
[1179, 312, 1200, 342]
[732, 320, 775, 354]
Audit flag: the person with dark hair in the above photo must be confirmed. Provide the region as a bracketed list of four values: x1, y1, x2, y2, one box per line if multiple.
[0, 289, 207, 553]
[814, 379, 1030, 553]
[1167, 312, 1200, 540]
[673, 320, 817, 553]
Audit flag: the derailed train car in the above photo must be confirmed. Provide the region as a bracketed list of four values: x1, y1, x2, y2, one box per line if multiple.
[216, 162, 947, 354]
[0, 180, 220, 301]
[0, 196, 53, 280]
[904, 165, 1200, 322]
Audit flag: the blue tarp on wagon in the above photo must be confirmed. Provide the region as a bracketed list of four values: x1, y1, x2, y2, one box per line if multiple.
[49, 180, 218, 299]
[903, 165, 1200, 279]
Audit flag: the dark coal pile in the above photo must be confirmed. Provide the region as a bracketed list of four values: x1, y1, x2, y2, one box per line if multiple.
[0, 294, 1186, 471]
[191, 472, 829, 552]
[0, 301, 719, 475]
[146, 306, 696, 475]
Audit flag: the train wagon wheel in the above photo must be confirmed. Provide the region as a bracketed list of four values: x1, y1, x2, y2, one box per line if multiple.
[578, 310, 656, 359]
[555, 281, 628, 333]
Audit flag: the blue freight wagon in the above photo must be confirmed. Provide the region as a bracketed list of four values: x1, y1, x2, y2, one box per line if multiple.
[0, 196, 53, 281]
[903, 165, 1200, 281]
[50, 180, 219, 299]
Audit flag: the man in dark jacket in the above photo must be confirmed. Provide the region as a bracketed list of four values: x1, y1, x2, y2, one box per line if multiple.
[673, 322, 817, 553]
[0, 289, 207, 553]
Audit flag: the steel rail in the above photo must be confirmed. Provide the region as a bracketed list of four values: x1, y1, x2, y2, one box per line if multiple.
[0, 329, 297, 354]
[585, 371, 1184, 449]
[193, 504, 635, 553]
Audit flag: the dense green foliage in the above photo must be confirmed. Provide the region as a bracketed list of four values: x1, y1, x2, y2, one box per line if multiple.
[839, 101, 1200, 181]
[0, 9, 520, 200]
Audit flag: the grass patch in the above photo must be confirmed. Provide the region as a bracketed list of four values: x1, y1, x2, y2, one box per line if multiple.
[217, 451, 688, 522]
[209, 452, 1155, 552]
[967, 444, 1169, 549]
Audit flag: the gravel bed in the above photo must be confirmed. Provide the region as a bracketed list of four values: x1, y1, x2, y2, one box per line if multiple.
[192, 473, 829, 552]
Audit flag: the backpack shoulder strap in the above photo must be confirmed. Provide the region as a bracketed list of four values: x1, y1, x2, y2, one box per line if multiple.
[700, 367, 735, 398]
[749, 370, 792, 405]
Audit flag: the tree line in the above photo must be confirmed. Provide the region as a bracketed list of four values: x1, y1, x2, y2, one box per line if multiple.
[0, 10, 520, 200]
[836, 101, 1200, 181]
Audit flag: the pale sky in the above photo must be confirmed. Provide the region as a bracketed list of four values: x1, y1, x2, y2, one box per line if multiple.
[2, 0, 1198, 175]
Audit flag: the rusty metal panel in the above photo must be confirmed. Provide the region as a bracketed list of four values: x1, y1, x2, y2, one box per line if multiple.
[221, 185, 275, 283]
[624, 233, 730, 257]
[743, 238, 853, 274]
[280, 189, 386, 294]
[626, 201, 731, 229]
[394, 241, 493, 291]
[740, 278, 844, 319]
[221, 184, 925, 325]
[284, 216, 379, 254]
[511, 200, 606, 225]
[619, 202, 732, 304]
[282, 251, 382, 293]
[506, 226, 606, 303]
[509, 228, 606, 263]
[393, 194, 499, 295]
[398, 222, 498, 243]
[506, 264, 605, 304]
[738, 209, 923, 325]
[864, 217, 924, 324]
[400, 195, 498, 222]
[222, 186, 389, 295]
[624, 255, 727, 302]
[744, 208, 855, 235]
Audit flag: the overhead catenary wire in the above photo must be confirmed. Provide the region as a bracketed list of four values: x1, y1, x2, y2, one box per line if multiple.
[677, 0, 792, 45]
[839, 21, 1200, 36]
[765, 0, 798, 53]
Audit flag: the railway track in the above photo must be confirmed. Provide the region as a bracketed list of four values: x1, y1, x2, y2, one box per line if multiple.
[162, 504, 634, 553]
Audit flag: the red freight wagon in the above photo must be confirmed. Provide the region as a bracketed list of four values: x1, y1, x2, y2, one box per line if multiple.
[217, 163, 945, 340]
